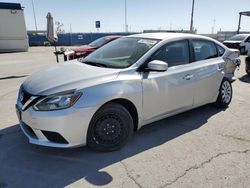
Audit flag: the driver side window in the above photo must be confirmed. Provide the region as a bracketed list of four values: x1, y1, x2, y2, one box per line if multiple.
[150, 40, 190, 67]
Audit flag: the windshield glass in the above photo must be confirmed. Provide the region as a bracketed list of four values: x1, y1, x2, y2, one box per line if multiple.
[89, 37, 108, 47]
[82, 37, 159, 68]
[229, 34, 247, 41]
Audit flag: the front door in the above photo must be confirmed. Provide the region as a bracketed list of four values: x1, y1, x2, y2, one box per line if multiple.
[142, 40, 195, 122]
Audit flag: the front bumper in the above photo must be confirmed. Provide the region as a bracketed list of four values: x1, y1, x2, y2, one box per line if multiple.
[68, 53, 87, 60]
[16, 103, 97, 148]
[223, 42, 240, 50]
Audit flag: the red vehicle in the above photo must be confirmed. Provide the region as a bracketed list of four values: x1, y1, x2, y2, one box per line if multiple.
[68, 36, 121, 60]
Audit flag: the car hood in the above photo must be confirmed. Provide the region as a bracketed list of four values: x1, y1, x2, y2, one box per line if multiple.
[223, 40, 241, 44]
[23, 60, 120, 95]
[74, 45, 96, 52]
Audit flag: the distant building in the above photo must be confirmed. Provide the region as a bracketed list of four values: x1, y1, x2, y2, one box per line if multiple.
[0, 2, 28, 52]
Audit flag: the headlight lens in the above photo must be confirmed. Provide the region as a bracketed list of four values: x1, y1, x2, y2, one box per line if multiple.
[33, 92, 81, 111]
[75, 52, 81, 56]
[75, 51, 86, 56]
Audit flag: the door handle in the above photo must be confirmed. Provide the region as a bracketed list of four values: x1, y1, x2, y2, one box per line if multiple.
[218, 63, 224, 71]
[183, 74, 193, 80]
[218, 67, 224, 71]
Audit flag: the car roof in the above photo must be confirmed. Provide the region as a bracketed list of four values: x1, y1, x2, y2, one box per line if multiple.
[127, 32, 213, 41]
[105, 35, 121, 39]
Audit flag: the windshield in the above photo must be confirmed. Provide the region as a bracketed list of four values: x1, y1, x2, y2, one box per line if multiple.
[82, 37, 159, 68]
[89, 37, 108, 47]
[229, 34, 248, 41]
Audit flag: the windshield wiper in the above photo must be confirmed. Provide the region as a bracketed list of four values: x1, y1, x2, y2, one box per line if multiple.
[82, 61, 107, 68]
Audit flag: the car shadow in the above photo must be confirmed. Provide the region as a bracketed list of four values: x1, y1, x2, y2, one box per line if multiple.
[0, 105, 224, 188]
[239, 74, 250, 83]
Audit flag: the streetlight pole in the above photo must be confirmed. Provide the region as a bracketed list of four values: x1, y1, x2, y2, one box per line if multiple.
[125, 0, 128, 32]
[190, 0, 195, 32]
[237, 13, 242, 34]
[211, 19, 216, 34]
[31, 0, 38, 32]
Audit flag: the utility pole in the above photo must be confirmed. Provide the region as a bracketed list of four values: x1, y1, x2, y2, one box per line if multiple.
[237, 13, 242, 34]
[190, 0, 195, 32]
[169, 22, 172, 30]
[125, 0, 128, 32]
[211, 19, 216, 34]
[31, 0, 38, 32]
[70, 24, 72, 46]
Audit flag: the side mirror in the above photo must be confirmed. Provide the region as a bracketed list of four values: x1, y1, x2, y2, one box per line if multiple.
[147, 60, 168, 72]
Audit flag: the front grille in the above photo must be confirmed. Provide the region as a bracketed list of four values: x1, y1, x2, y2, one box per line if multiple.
[223, 43, 239, 49]
[22, 122, 37, 138]
[19, 87, 42, 111]
[20, 88, 33, 105]
[42, 131, 69, 144]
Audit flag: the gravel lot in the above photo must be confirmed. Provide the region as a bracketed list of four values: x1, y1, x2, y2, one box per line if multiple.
[0, 47, 250, 188]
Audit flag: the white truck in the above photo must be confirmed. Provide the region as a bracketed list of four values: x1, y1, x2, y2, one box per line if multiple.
[223, 34, 250, 55]
[0, 2, 28, 52]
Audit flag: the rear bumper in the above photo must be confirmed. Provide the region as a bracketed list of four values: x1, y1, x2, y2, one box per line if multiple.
[246, 56, 250, 72]
[16, 104, 97, 148]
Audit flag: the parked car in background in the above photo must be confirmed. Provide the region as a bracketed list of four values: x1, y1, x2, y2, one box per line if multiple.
[16, 33, 240, 152]
[223, 34, 250, 54]
[67, 35, 121, 60]
[245, 50, 250, 75]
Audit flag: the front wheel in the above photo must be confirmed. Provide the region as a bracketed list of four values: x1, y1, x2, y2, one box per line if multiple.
[215, 78, 233, 108]
[87, 103, 134, 152]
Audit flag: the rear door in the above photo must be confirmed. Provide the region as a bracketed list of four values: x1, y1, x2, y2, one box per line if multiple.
[191, 40, 224, 106]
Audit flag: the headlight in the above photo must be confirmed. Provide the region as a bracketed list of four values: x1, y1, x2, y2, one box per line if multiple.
[33, 92, 82, 111]
[75, 52, 86, 56]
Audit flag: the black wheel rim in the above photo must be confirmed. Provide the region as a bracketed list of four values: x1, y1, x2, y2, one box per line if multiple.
[93, 114, 124, 147]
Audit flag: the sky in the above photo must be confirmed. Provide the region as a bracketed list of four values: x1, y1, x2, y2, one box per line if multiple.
[2, 0, 250, 34]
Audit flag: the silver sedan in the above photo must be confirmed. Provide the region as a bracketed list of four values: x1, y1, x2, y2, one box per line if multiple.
[16, 33, 240, 151]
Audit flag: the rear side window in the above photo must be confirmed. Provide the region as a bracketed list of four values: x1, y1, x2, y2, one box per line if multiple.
[216, 44, 225, 56]
[192, 40, 217, 61]
[150, 40, 190, 67]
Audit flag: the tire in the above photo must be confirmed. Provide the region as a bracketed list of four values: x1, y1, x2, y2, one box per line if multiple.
[240, 47, 245, 55]
[215, 78, 233, 108]
[246, 68, 250, 75]
[87, 103, 134, 152]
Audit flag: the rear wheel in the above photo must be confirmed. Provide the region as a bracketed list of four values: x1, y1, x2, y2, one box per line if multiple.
[215, 78, 233, 108]
[87, 103, 133, 152]
[246, 69, 250, 75]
